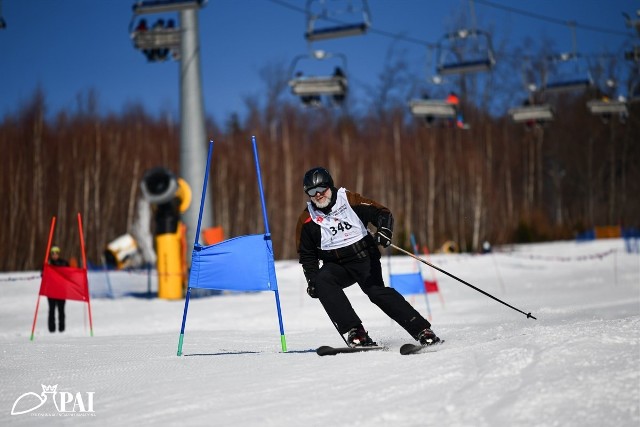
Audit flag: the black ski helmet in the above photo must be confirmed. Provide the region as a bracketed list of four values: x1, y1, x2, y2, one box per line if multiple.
[303, 167, 334, 193]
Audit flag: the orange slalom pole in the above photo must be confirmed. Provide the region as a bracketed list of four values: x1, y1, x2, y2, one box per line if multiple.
[31, 216, 57, 341]
[78, 213, 93, 337]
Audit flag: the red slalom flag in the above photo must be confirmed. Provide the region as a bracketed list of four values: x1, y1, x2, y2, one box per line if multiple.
[40, 264, 89, 302]
[424, 279, 440, 293]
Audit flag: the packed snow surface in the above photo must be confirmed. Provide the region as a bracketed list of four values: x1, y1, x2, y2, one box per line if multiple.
[1, 239, 638, 426]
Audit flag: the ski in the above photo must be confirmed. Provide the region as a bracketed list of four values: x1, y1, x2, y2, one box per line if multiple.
[399, 340, 445, 355]
[316, 345, 385, 356]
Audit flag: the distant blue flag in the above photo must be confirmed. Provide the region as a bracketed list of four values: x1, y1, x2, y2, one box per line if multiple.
[188, 234, 278, 292]
[389, 272, 425, 295]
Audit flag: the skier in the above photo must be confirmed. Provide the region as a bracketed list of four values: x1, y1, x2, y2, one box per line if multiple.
[48, 246, 69, 333]
[446, 91, 467, 129]
[295, 167, 441, 347]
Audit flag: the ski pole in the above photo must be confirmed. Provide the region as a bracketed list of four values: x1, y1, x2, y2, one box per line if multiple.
[327, 311, 350, 346]
[390, 243, 537, 320]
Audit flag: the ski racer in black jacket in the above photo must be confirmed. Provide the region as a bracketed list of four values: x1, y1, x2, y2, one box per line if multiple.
[295, 167, 441, 347]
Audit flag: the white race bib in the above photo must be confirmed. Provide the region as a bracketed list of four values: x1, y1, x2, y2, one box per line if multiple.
[307, 188, 368, 250]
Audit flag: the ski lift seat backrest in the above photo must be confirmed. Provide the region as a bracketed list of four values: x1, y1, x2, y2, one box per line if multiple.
[304, 0, 371, 42]
[544, 77, 592, 93]
[288, 51, 348, 97]
[508, 104, 553, 122]
[438, 58, 494, 75]
[133, 27, 181, 50]
[409, 99, 457, 118]
[290, 74, 347, 96]
[306, 22, 368, 41]
[587, 100, 628, 115]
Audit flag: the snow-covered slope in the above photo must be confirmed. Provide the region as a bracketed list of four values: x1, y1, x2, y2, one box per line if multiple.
[1, 239, 638, 426]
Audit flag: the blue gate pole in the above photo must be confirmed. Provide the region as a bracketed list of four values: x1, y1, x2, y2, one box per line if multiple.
[194, 141, 215, 248]
[252, 136, 287, 352]
[177, 141, 214, 356]
[177, 287, 192, 356]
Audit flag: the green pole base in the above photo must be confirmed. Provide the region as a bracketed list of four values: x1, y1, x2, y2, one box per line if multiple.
[177, 333, 184, 356]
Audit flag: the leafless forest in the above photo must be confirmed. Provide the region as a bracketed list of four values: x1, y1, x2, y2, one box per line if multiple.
[2, 54, 638, 272]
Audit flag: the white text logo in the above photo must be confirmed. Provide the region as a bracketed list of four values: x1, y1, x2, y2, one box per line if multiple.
[11, 384, 96, 417]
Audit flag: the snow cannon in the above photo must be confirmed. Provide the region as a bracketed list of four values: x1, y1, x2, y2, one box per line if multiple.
[104, 234, 143, 270]
[140, 167, 192, 300]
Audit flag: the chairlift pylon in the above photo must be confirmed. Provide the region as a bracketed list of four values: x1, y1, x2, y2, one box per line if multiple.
[304, 0, 371, 42]
[288, 50, 349, 107]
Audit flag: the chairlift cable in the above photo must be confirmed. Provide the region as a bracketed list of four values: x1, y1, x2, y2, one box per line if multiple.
[269, 0, 627, 68]
[267, 0, 436, 48]
[473, 0, 630, 37]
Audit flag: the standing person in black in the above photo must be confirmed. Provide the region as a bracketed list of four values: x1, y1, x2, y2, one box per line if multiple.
[295, 167, 441, 347]
[48, 246, 69, 333]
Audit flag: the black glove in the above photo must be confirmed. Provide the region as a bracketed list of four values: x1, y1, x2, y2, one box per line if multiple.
[375, 227, 392, 248]
[306, 283, 318, 299]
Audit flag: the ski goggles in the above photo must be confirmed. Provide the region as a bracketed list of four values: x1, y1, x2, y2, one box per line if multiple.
[306, 186, 328, 197]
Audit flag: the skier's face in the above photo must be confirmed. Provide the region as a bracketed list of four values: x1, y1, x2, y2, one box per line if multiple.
[310, 187, 331, 209]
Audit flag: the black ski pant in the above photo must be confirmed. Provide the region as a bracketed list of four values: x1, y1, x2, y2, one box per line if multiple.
[47, 298, 66, 332]
[314, 253, 431, 339]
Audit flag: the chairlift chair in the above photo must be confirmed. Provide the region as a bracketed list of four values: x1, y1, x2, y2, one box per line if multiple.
[436, 28, 496, 75]
[304, 0, 371, 42]
[288, 50, 348, 107]
[586, 99, 628, 115]
[409, 99, 457, 119]
[509, 64, 554, 124]
[542, 52, 593, 93]
[132, 26, 181, 52]
[129, 0, 205, 62]
[509, 104, 554, 123]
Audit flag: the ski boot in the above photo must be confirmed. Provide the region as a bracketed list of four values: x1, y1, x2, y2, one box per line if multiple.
[347, 324, 377, 347]
[417, 328, 441, 346]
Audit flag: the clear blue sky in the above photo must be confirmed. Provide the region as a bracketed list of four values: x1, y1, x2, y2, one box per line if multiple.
[0, 0, 635, 122]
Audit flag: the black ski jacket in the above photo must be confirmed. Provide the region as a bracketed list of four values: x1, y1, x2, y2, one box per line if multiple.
[295, 188, 393, 284]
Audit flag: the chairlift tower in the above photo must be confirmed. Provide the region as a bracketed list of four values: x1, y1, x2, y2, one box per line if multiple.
[130, 0, 212, 263]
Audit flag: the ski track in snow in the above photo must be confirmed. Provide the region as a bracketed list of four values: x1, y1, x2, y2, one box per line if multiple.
[0, 239, 639, 426]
